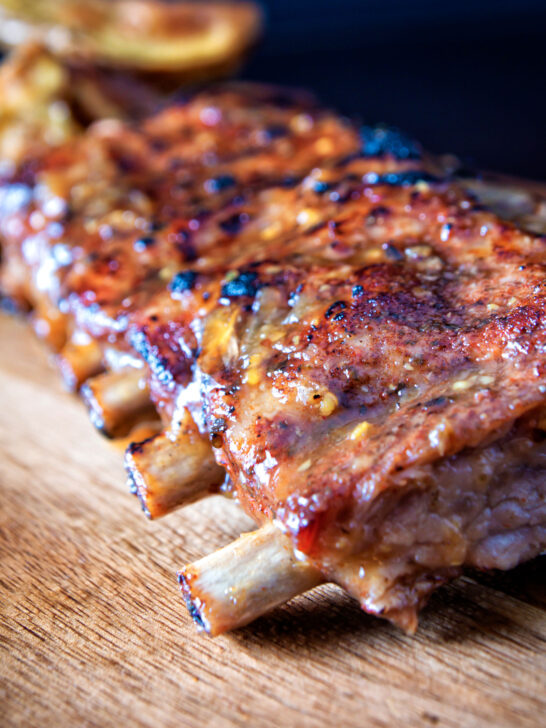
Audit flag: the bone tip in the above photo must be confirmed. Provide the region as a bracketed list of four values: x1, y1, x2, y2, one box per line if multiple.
[124, 443, 155, 519]
[126, 471, 138, 495]
[56, 348, 104, 392]
[80, 381, 112, 437]
[124, 470, 153, 519]
[177, 569, 211, 634]
[57, 358, 79, 392]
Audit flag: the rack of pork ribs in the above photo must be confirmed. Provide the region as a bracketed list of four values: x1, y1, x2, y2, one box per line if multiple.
[1, 83, 545, 635]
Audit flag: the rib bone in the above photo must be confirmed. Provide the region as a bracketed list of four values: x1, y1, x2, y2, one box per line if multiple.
[178, 523, 324, 635]
[31, 300, 68, 352]
[125, 417, 225, 518]
[57, 337, 104, 391]
[81, 366, 155, 438]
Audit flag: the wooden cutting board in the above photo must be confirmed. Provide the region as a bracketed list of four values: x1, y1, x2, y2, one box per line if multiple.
[1, 312, 545, 728]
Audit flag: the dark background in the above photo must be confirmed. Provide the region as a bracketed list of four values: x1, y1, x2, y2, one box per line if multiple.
[242, 1, 546, 180]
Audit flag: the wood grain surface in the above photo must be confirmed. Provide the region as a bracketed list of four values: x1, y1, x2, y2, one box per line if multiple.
[0, 312, 545, 728]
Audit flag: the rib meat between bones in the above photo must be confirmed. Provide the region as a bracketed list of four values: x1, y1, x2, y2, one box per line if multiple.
[1, 83, 545, 634]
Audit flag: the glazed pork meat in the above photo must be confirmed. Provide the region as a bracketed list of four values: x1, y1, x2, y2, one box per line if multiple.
[124, 162, 546, 633]
[0, 82, 545, 635]
[0, 82, 361, 389]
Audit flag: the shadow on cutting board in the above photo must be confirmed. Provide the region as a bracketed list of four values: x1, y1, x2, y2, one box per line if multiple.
[229, 556, 546, 648]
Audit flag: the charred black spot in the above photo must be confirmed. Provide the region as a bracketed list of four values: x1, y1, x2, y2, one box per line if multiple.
[313, 180, 331, 194]
[265, 124, 288, 139]
[383, 243, 404, 261]
[126, 439, 146, 456]
[423, 396, 449, 409]
[364, 170, 438, 187]
[371, 205, 391, 217]
[333, 189, 354, 204]
[171, 227, 197, 262]
[360, 125, 421, 160]
[288, 284, 304, 307]
[352, 285, 364, 297]
[333, 311, 346, 321]
[221, 271, 260, 298]
[307, 220, 327, 234]
[180, 586, 208, 630]
[206, 175, 236, 193]
[133, 236, 155, 252]
[170, 270, 197, 294]
[282, 175, 299, 188]
[325, 300, 347, 319]
[210, 417, 227, 434]
[220, 212, 249, 236]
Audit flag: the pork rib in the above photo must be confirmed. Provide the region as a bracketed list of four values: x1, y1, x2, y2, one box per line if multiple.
[124, 162, 546, 630]
[1, 82, 545, 634]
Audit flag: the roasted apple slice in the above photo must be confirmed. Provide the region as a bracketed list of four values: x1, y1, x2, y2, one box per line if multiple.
[0, 0, 262, 79]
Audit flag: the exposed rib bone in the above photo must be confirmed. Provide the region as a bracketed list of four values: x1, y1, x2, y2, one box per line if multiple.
[81, 367, 155, 438]
[125, 418, 225, 518]
[57, 337, 104, 391]
[31, 300, 68, 352]
[178, 523, 324, 635]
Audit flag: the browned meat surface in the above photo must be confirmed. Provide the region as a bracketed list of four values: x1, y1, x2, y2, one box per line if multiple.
[127, 166, 546, 629]
[1, 80, 545, 633]
[0, 83, 361, 343]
